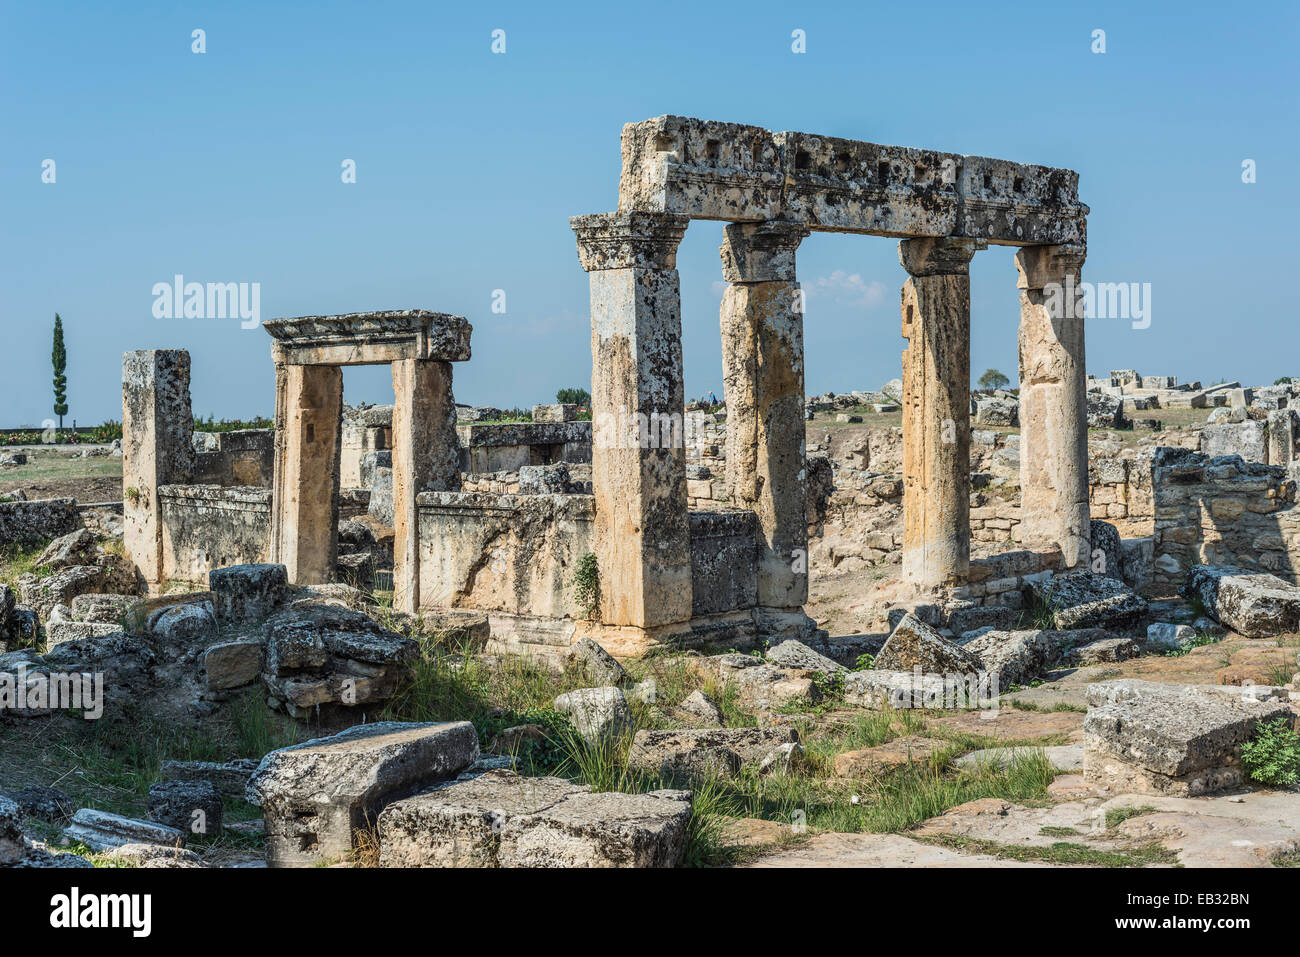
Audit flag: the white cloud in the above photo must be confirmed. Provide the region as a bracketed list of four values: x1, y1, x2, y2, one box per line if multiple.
[806, 270, 887, 308]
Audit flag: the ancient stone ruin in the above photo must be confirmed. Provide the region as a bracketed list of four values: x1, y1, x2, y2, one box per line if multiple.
[4, 117, 1297, 874]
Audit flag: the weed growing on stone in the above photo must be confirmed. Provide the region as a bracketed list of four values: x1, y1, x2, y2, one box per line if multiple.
[1240, 719, 1300, 787]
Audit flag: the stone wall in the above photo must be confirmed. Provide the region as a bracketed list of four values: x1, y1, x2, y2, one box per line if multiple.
[416, 491, 596, 653]
[457, 421, 592, 474]
[158, 485, 272, 585]
[1151, 448, 1300, 594]
[193, 429, 275, 487]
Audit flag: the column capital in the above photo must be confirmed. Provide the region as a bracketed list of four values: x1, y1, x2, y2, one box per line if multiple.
[571, 211, 690, 272]
[898, 237, 979, 277]
[1015, 243, 1087, 290]
[720, 220, 810, 282]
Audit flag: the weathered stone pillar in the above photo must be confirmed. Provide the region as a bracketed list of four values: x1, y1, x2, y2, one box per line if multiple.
[719, 220, 810, 610]
[571, 211, 692, 633]
[1015, 244, 1090, 568]
[391, 358, 460, 614]
[122, 350, 196, 593]
[898, 238, 977, 591]
[271, 363, 343, 584]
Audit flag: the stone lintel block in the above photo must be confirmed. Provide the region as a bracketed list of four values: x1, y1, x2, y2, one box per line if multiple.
[571, 211, 691, 272]
[617, 115, 1087, 246]
[264, 310, 472, 366]
[719, 220, 809, 282]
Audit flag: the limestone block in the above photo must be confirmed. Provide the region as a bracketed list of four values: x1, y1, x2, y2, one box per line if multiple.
[147, 781, 223, 837]
[246, 721, 479, 866]
[209, 563, 287, 623]
[765, 639, 844, 673]
[63, 808, 186, 852]
[628, 727, 799, 778]
[1181, 564, 1300, 637]
[875, 613, 982, 675]
[1083, 684, 1292, 795]
[496, 787, 691, 868]
[202, 638, 263, 691]
[1028, 572, 1148, 632]
[553, 687, 631, 744]
[378, 769, 589, 867]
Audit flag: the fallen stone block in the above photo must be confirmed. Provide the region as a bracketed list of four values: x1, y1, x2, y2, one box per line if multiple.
[709, 661, 820, 711]
[1086, 677, 1291, 707]
[765, 639, 845, 674]
[161, 758, 260, 797]
[627, 727, 798, 779]
[147, 781, 224, 838]
[565, 638, 628, 687]
[1083, 683, 1293, 796]
[1029, 572, 1148, 632]
[844, 669, 993, 710]
[262, 602, 418, 718]
[553, 687, 631, 744]
[675, 689, 724, 726]
[209, 563, 288, 623]
[35, 528, 98, 570]
[17, 565, 106, 618]
[202, 638, 262, 692]
[378, 769, 588, 867]
[379, 768, 691, 868]
[246, 720, 478, 866]
[1061, 636, 1140, 665]
[874, 614, 982, 676]
[105, 843, 205, 868]
[954, 744, 1083, 772]
[1181, 565, 1300, 638]
[1, 796, 92, 868]
[62, 808, 186, 852]
[497, 787, 692, 868]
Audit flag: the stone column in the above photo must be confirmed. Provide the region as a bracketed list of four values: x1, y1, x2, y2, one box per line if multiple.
[391, 358, 460, 614]
[898, 237, 977, 592]
[719, 220, 810, 610]
[1015, 244, 1089, 568]
[122, 350, 196, 593]
[571, 211, 692, 632]
[271, 363, 343, 584]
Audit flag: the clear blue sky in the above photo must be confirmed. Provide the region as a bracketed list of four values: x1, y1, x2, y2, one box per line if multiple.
[2, 0, 1296, 426]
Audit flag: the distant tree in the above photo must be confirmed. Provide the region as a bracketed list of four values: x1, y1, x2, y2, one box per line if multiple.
[52, 314, 68, 430]
[556, 387, 591, 406]
[977, 368, 1010, 391]
[1275, 376, 1293, 386]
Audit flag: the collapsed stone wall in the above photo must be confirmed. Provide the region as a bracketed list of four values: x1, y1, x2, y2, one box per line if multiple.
[1151, 448, 1300, 594]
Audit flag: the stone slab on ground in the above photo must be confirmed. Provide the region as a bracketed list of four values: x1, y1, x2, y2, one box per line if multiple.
[496, 786, 693, 868]
[627, 727, 799, 778]
[1181, 564, 1300, 638]
[833, 736, 950, 775]
[380, 769, 693, 868]
[1083, 682, 1293, 796]
[742, 830, 1049, 868]
[246, 720, 479, 866]
[954, 744, 1084, 772]
[62, 808, 186, 852]
[1029, 572, 1148, 632]
[378, 769, 588, 867]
